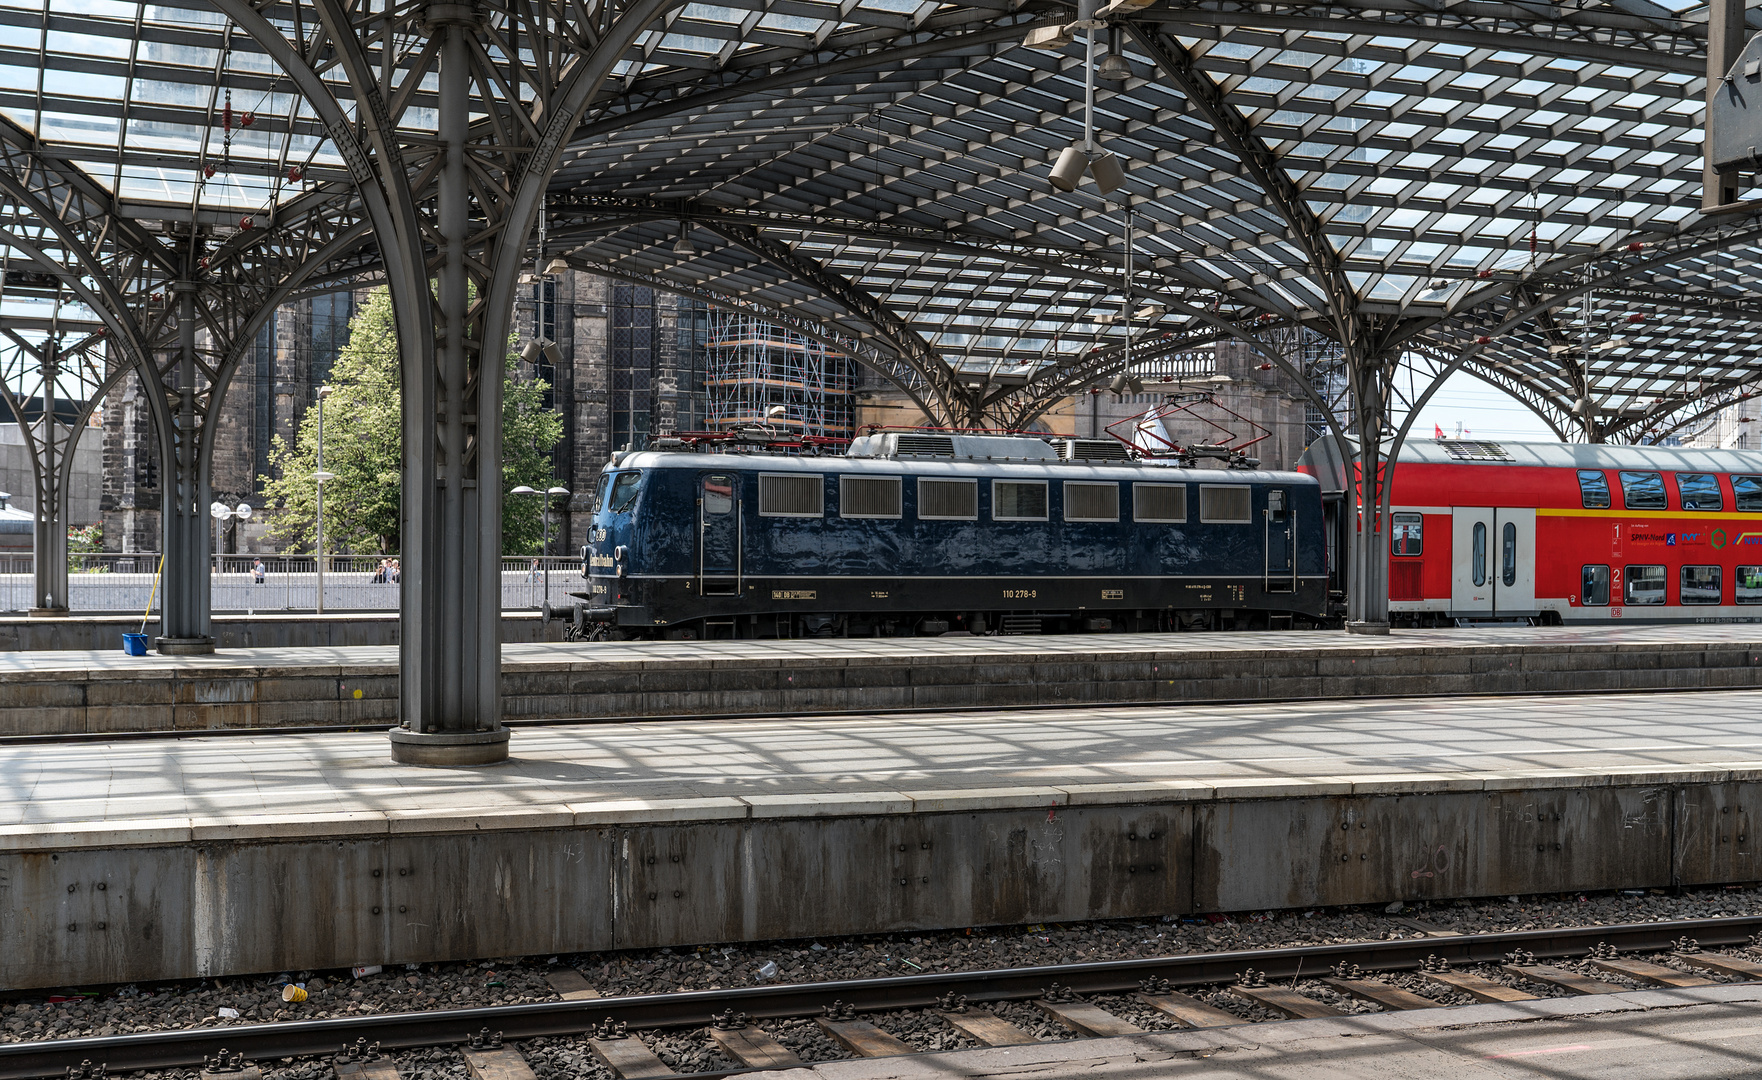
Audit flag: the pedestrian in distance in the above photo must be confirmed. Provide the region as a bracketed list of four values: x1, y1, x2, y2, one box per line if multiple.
[252, 557, 266, 584]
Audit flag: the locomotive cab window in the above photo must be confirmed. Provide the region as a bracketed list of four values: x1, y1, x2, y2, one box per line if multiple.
[700, 474, 734, 514]
[1581, 564, 1610, 606]
[993, 480, 1048, 520]
[1682, 565, 1723, 605]
[1619, 471, 1666, 510]
[1735, 475, 1762, 511]
[759, 473, 823, 517]
[1625, 564, 1666, 605]
[1391, 512, 1422, 556]
[1198, 485, 1252, 524]
[918, 478, 977, 520]
[1677, 473, 1723, 511]
[1577, 470, 1611, 509]
[1133, 483, 1186, 523]
[1738, 566, 1762, 604]
[608, 471, 642, 513]
[840, 476, 901, 519]
[591, 474, 610, 513]
[1063, 481, 1119, 522]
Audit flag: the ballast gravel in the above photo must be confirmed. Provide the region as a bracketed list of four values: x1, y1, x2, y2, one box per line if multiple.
[7, 882, 1762, 1072]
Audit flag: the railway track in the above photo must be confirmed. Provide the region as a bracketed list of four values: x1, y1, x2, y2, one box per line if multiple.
[6, 914, 1762, 1080]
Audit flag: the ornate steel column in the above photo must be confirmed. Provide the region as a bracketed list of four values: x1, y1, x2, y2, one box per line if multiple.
[28, 343, 66, 616]
[388, 4, 509, 765]
[156, 280, 214, 653]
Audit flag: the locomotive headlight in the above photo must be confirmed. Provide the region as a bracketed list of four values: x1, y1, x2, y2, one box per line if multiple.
[615, 545, 628, 578]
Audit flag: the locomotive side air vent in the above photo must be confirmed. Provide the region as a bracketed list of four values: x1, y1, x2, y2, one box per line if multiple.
[894, 434, 957, 458]
[1052, 438, 1133, 462]
[1438, 439, 1513, 461]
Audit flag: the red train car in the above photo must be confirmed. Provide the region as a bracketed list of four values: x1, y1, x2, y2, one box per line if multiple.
[1303, 438, 1762, 625]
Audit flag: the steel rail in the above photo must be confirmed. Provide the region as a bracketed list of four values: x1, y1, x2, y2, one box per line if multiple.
[1, 914, 1757, 1079]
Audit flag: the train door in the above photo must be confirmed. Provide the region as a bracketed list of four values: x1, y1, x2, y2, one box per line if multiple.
[1451, 508, 1495, 614]
[1263, 487, 1295, 592]
[1451, 507, 1536, 615]
[1492, 508, 1536, 614]
[698, 472, 740, 596]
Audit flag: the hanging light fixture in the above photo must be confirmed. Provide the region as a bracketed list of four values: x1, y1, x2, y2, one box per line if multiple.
[1050, 3, 1129, 196]
[674, 221, 695, 256]
[1097, 25, 1130, 80]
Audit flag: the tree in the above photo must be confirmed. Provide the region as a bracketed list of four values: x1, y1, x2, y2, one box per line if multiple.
[261, 287, 564, 555]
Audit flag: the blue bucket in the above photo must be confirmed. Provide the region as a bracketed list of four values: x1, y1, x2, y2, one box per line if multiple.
[121, 632, 148, 656]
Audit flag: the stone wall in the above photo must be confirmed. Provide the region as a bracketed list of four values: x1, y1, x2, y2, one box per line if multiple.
[0, 423, 102, 524]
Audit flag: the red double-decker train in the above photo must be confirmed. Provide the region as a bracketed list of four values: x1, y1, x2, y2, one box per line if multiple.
[1303, 438, 1762, 625]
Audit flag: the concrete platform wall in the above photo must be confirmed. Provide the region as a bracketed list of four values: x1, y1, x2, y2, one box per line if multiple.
[0, 768, 1756, 989]
[3, 636, 1760, 734]
[0, 614, 564, 652]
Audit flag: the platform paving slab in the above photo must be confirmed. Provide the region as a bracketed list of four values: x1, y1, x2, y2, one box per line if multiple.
[3, 623, 1762, 734]
[745, 987, 1762, 1078]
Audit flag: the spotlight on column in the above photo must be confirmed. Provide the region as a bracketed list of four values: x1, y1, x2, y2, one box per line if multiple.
[541, 340, 562, 365]
[521, 339, 543, 364]
[543, 257, 570, 276]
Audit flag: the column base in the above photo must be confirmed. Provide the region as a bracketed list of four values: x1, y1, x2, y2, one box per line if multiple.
[155, 636, 216, 655]
[389, 727, 511, 766]
[1346, 620, 1392, 636]
[27, 607, 69, 618]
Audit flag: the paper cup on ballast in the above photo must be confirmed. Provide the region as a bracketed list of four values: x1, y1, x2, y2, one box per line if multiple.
[281, 983, 308, 1003]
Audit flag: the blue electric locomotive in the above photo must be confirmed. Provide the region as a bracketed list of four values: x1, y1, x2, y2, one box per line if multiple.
[574, 432, 1328, 639]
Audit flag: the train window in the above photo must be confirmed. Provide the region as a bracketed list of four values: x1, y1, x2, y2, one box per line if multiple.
[1471, 522, 1486, 586]
[840, 476, 901, 518]
[1391, 512, 1422, 556]
[701, 474, 733, 515]
[1735, 475, 1762, 511]
[1619, 471, 1666, 510]
[608, 472, 642, 513]
[1501, 521, 1517, 587]
[1738, 566, 1762, 604]
[758, 473, 823, 517]
[1682, 565, 1723, 605]
[592, 474, 610, 513]
[1677, 473, 1723, 511]
[993, 480, 1049, 520]
[1063, 481, 1119, 522]
[1577, 470, 1611, 509]
[918, 478, 977, 519]
[1624, 564, 1667, 605]
[1133, 483, 1186, 523]
[1198, 485, 1252, 524]
[1581, 565, 1610, 606]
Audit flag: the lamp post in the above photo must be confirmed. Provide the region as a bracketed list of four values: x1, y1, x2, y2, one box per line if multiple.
[313, 385, 334, 614]
[510, 483, 571, 615]
[208, 500, 253, 583]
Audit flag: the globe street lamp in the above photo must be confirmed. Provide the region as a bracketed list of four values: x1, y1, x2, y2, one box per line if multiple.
[209, 501, 253, 567]
[510, 483, 571, 616]
[313, 385, 334, 614]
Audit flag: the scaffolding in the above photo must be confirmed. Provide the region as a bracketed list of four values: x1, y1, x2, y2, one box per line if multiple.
[705, 312, 855, 438]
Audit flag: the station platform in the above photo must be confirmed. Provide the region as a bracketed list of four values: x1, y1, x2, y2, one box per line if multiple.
[2, 623, 1760, 736]
[4, 685, 1762, 989]
[0, 611, 562, 652]
[757, 984, 1762, 1079]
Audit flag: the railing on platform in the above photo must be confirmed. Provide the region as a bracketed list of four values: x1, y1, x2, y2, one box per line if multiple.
[0, 554, 585, 615]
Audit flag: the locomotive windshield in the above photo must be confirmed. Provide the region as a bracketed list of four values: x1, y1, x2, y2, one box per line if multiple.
[608, 471, 642, 513]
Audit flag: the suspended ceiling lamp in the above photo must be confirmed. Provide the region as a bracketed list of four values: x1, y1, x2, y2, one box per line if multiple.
[1097, 26, 1130, 81]
[1049, 3, 1128, 195]
[674, 222, 696, 256]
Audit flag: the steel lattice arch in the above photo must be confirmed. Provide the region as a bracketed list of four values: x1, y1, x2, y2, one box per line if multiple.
[1, 0, 1759, 750]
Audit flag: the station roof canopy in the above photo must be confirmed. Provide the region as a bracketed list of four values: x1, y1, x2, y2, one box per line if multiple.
[4, 0, 1762, 438]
